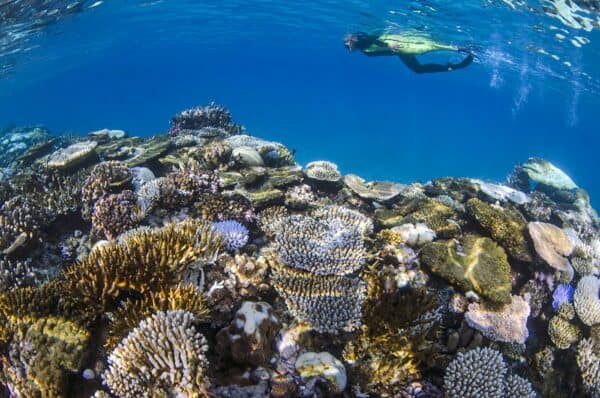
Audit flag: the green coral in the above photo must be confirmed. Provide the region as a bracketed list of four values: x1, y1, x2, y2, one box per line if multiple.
[465, 198, 532, 262]
[419, 235, 512, 304]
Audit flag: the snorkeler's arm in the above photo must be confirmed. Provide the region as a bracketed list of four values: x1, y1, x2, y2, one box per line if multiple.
[398, 53, 474, 74]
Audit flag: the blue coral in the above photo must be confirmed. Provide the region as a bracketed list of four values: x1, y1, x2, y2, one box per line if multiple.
[552, 284, 574, 311]
[212, 220, 249, 252]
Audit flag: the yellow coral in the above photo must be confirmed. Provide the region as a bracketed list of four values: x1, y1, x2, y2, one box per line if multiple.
[106, 284, 209, 350]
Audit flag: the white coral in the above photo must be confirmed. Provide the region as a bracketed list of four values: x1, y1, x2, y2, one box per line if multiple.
[574, 275, 600, 326]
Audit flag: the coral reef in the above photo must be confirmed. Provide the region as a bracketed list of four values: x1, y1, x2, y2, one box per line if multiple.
[0, 105, 597, 397]
[103, 310, 209, 397]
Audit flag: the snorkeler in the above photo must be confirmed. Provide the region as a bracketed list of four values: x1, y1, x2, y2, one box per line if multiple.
[344, 32, 474, 74]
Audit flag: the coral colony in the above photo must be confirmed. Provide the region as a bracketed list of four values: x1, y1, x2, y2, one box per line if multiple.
[0, 104, 599, 397]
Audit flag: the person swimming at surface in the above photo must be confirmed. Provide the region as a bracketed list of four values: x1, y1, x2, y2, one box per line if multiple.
[344, 32, 475, 74]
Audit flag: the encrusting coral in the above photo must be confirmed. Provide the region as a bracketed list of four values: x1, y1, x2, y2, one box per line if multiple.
[419, 235, 513, 304]
[103, 310, 210, 398]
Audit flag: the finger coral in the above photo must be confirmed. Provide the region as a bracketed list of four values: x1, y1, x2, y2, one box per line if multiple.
[576, 338, 600, 397]
[106, 284, 210, 350]
[503, 374, 537, 398]
[443, 347, 507, 398]
[103, 310, 209, 398]
[573, 275, 600, 326]
[0, 196, 44, 255]
[272, 265, 366, 333]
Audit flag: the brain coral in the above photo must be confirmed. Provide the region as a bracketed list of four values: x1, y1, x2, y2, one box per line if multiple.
[272, 265, 366, 333]
[103, 310, 209, 398]
[443, 347, 507, 398]
[573, 275, 600, 326]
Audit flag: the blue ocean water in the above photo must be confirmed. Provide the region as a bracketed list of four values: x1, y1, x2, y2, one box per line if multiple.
[0, 0, 599, 202]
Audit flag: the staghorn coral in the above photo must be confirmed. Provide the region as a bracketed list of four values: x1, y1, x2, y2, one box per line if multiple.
[106, 284, 210, 350]
[60, 220, 221, 325]
[91, 190, 142, 240]
[103, 310, 210, 398]
[576, 338, 600, 397]
[168, 102, 243, 136]
[304, 160, 341, 183]
[0, 256, 40, 293]
[465, 198, 532, 262]
[465, 295, 530, 344]
[443, 347, 507, 398]
[573, 275, 600, 326]
[211, 220, 249, 252]
[419, 235, 513, 304]
[272, 265, 366, 333]
[81, 161, 132, 220]
[271, 213, 366, 276]
[0, 315, 90, 398]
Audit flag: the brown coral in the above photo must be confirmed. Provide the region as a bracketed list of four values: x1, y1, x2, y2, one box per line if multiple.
[81, 161, 132, 219]
[91, 190, 142, 240]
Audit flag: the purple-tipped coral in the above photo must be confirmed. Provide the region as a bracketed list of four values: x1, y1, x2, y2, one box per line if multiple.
[552, 284, 575, 311]
[212, 220, 249, 252]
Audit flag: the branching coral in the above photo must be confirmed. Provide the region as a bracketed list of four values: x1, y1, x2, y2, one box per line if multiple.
[0, 257, 39, 293]
[0, 196, 45, 255]
[158, 168, 220, 209]
[211, 220, 249, 251]
[195, 193, 253, 222]
[103, 310, 210, 398]
[60, 220, 221, 325]
[343, 278, 442, 396]
[311, 205, 374, 237]
[574, 275, 600, 326]
[576, 338, 600, 396]
[443, 347, 507, 398]
[106, 284, 209, 350]
[256, 205, 288, 237]
[272, 264, 366, 333]
[503, 374, 537, 398]
[81, 161, 132, 219]
[168, 102, 243, 136]
[91, 190, 142, 240]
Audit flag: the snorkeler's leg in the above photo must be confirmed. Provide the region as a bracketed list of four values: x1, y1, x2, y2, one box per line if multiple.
[398, 54, 454, 74]
[449, 53, 474, 70]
